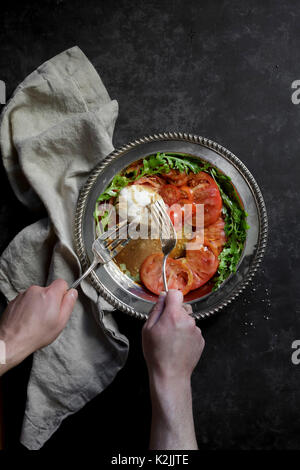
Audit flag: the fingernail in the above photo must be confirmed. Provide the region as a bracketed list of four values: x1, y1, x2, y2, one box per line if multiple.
[168, 289, 183, 301]
[70, 289, 78, 300]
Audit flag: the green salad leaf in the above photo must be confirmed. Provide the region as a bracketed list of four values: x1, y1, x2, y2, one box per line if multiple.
[94, 152, 249, 289]
[96, 174, 129, 202]
[208, 167, 249, 290]
[97, 153, 206, 204]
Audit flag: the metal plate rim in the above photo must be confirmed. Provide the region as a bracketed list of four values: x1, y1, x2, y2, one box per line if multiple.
[73, 132, 268, 321]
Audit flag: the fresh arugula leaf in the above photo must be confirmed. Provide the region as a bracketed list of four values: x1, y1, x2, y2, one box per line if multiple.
[96, 174, 129, 202]
[93, 205, 101, 236]
[94, 203, 114, 235]
[100, 210, 110, 231]
[207, 166, 248, 290]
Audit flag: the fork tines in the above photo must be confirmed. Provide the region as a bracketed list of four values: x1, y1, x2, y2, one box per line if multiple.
[101, 219, 131, 256]
[151, 200, 174, 239]
[93, 219, 132, 262]
[100, 219, 129, 242]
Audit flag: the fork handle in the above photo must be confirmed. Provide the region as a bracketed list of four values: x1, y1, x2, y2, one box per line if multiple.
[69, 259, 98, 290]
[162, 254, 168, 292]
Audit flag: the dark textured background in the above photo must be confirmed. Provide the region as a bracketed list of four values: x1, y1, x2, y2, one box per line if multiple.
[0, 0, 299, 451]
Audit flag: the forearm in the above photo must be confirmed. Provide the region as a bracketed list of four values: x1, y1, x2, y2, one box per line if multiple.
[149, 374, 198, 450]
[0, 336, 12, 377]
[0, 354, 16, 377]
[0, 332, 29, 377]
[0, 363, 10, 377]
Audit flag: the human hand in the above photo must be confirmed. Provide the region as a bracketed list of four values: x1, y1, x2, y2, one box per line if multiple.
[142, 290, 204, 450]
[142, 289, 204, 385]
[0, 280, 77, 375]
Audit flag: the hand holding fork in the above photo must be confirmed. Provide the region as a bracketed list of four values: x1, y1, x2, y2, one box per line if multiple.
[69, 219, 132, 290]
[151, 199, 177, 292]
[70, 199, 177, 294]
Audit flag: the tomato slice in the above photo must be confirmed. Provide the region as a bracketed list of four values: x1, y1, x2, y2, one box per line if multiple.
[204, 217, 227, 256]
[162, 185, 194, 228]
[169, 204, 192, 234]
[134, 175, 165, 189]
[188, 172, 222, 227]
[163, 169, 189, 186]
[140, 253, 193, 295]
[186, 238, 219, 290]
[159, 184, 181, 206]
[195, 281, 214, 297]
[178, 185, 194, 204]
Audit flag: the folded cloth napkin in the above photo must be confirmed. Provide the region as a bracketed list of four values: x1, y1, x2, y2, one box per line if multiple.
[0, 46, 129, 450]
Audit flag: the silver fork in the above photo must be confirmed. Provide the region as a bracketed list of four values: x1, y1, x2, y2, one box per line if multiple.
[70, 219, 131, 290]
[151, 199, 177, 292]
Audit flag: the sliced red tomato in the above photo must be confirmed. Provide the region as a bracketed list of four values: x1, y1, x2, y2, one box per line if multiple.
[159, 184, 181, 206]
[169, 205, 199, 236]
[204, 217, 227, 256]
[162, 185, 195, 228]
[194, 281, 214, 297]
[186, 238, 219, 290]
[163, 169, 189, 186]
[178, 185, 194, 204]
[188, 172, 222, 227]
[134, 175, 165, 189]
[168, 204, 184, 231]
[140, 253, 193, 295]
[179, 186, 196, 220]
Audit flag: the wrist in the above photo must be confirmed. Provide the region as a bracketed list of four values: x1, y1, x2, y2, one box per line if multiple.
[0, 328, 28, 376]
[149, 369, 191, 392]
[148, 371, 192, 407]
[148, 371, 197, 450]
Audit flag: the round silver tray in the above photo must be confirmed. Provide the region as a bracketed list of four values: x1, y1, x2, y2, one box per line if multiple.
[74, 132, 268, 320]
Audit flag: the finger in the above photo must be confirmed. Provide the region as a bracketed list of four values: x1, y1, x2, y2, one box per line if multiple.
[59, 289, 78, 327]
[187, 315, 196, 327]
[47, 279, 69, 299]
[183, 303, 193, 315]
[10, 291, 24, 304]
[164, 289, 183, 311]
[7, 292, 24, 312]
[146, 292, 166, 328]
[197, 329, 205, 352]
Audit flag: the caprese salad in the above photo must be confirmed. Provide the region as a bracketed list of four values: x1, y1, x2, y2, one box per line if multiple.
[94, 153, 249, 297]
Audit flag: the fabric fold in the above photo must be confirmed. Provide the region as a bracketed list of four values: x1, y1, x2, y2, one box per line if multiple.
[0, 46, 129, 450]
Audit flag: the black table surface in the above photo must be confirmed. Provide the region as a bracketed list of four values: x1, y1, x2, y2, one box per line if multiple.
[0, 0, 299, 451]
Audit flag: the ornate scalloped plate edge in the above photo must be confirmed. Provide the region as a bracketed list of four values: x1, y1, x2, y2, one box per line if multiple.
[73, 132, 268, 321]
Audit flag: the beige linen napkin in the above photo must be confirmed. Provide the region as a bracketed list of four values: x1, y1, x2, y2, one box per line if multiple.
[0, 46, 129, 450]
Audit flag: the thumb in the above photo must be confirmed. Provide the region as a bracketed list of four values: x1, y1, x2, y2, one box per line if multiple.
[59, 288, 78, 327]
[146, 292, 166, 328]
[164, 289, 183, 310]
